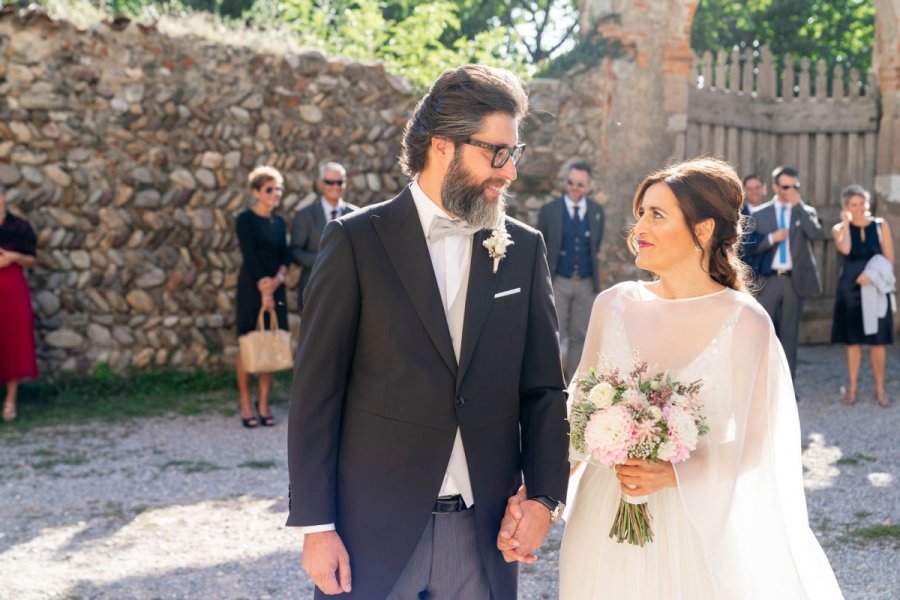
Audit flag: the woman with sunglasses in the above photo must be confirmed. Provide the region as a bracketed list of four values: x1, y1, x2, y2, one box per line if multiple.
[235, 166, 290, 427]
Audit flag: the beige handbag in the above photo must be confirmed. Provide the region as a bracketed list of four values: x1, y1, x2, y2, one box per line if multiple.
[239, 307, 294, 374]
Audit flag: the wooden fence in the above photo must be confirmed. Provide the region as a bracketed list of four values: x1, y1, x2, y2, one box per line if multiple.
[685, 45, 881, 343]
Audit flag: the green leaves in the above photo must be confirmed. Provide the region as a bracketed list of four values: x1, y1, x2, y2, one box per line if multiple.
[692, 0, 875, 82]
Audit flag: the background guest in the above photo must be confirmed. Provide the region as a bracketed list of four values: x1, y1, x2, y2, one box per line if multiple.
[537, 161, 605, 380]
[0, 184, 38, 422]
[831, 184, 894, 407]
[745, 166, 824, 386]
[290, 162, 357, 315]
[235, 166, 290, 427]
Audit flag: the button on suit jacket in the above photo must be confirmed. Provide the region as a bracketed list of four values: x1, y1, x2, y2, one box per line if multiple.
[287, 187, 569, 600]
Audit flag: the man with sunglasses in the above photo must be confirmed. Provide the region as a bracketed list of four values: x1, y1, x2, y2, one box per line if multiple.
[537, 161, 605, 379]
[745, 165, 824, 383]
[287, 65, 568, 599]
[290, 162, 358, 314]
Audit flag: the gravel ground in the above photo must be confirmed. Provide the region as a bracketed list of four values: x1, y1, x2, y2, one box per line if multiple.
[0, 344, 897, 600]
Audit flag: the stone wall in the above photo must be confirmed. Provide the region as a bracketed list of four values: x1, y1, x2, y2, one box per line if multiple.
[0, 11, 416, 375]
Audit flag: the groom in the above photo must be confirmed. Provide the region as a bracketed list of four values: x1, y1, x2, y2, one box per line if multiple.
[287, 64, 570, 599]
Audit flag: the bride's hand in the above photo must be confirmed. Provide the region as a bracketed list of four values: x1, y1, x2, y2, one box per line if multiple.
[615, 459, 677, 496]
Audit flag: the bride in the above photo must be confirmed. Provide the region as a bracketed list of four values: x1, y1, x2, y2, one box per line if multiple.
[499, 158, 843, 599]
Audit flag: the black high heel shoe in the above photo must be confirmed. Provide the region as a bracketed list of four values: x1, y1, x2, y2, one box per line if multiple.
[256, 400, 275, 427]
[241, 415, 259, 428]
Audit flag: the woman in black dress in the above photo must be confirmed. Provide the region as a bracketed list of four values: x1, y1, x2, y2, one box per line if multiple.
[831, 184, 894, 407]
[235, 166, 290, 427]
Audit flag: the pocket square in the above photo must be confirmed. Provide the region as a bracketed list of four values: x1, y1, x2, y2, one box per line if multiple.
[494, 288, 521, 299]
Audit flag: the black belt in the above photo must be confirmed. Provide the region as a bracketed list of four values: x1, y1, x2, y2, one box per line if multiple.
[433, 495, 468, 513]
[773, 270, 792, 277]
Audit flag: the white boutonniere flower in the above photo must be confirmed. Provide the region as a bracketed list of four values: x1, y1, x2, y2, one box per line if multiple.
[483, 222, 513, 274]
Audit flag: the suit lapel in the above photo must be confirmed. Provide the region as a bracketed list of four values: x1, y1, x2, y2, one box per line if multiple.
[372, 190, 457, 375]
[313, 202, 327, 236]
[457, 228, 502, 385]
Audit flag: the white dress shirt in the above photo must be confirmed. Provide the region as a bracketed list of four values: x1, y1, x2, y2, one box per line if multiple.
[298, 182, 476, 535]
[564, 195, 587, 220]
[321, 197, 347, 222]
[409, 181, 475, 506]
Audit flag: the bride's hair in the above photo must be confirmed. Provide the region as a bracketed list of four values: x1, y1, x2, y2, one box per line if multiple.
[628, 157, 750, 293]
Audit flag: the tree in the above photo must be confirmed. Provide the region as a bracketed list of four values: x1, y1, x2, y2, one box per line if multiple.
[691, 0, 875, 81]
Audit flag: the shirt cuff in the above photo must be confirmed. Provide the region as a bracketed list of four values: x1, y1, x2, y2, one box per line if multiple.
[298, 523, 336, 534]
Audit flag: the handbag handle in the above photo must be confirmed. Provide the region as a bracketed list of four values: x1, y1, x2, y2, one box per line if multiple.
[256, 306, 280, 333]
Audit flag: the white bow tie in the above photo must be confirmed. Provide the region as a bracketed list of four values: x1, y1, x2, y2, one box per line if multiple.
[428, 216, 481, 242]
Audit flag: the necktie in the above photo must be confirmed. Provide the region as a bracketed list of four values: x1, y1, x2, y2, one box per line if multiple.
[330, 209, 338, 220]
[428, 216, 481, 242]
[778, 205, 788, 263]
[573, 205, 581, 222]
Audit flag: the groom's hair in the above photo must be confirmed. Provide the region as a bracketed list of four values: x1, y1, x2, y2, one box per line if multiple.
[400, 65, 528, 178]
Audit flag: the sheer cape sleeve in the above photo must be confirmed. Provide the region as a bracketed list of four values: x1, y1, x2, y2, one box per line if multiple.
[673, 297, 843, 599]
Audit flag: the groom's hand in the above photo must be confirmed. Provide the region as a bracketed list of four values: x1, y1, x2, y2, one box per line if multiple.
[497, 486, 551, 563]
[497, 488, 531, 562]
[303, 531, 352, 595]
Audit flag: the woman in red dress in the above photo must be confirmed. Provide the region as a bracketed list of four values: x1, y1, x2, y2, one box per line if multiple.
[0, 184, 38, 422]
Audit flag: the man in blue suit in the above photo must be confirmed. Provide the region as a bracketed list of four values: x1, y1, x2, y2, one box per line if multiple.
[745, 166, 824, 382]
[537, 161, 605, 379]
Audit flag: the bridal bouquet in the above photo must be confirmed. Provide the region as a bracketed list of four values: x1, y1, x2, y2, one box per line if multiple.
[569, 355, 708, 546]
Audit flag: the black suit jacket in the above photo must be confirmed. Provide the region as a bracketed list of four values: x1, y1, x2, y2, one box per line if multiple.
[748, 200, 825, 297]
[537, 196, 605, 292]
[290, 200, 358, 313]
[287, 187, 569, 600]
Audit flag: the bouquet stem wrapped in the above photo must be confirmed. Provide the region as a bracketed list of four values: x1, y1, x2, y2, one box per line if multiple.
[611, 494, 653, 546]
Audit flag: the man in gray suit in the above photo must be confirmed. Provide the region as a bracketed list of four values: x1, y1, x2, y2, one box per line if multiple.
[290, 162, 358, 314]
[746, 166, 824, 382]
[537, 161, 605, 379]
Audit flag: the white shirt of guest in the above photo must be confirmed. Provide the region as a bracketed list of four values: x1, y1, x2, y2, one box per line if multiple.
[296, 182, 476, 535]
[321, 197, 347, 222]
[770, 198, 794, 271]
[564, 195, 587, 220]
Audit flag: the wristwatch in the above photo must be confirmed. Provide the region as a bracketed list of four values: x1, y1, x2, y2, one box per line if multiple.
[529, 495, 565, 523]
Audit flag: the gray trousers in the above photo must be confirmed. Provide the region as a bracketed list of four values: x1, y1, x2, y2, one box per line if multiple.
[757, 274, 803, 382]
[386, 509, 492, 600]
[553, 275, 595, 380]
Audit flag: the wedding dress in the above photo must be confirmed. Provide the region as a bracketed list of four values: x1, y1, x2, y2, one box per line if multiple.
[559, 281, 843, 599]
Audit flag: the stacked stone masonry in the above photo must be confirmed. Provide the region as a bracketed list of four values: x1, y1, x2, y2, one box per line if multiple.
[0, 11, 423, 375]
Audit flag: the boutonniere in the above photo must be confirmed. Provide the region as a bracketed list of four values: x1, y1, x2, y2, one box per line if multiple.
[483, 222, 514, 274]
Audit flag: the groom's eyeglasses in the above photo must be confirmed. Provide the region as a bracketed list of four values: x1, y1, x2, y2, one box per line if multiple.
[463, 138, 526, 169]
[778, 183, 800, 191]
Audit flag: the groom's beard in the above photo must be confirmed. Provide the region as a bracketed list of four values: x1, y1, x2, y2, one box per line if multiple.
[441, 152, 508, 230]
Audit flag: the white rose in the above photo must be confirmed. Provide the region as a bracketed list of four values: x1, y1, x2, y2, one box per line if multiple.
[589, 382, 616, 408]
[657, 440, 676, 461]
[667, 406, 700, 450]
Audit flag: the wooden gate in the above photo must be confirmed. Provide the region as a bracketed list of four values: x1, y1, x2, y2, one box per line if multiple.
[685, 46, 881, 343]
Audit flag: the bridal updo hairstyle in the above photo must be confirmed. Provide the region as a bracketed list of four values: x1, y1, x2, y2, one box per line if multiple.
[629, 157, 750, 293]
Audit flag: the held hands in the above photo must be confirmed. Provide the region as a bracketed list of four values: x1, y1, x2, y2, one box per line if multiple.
[771, 229, 789, 243]
[496, 485, 552, 564]
[856, 273, 872, 286]
[303, 530, 352, 595]
[615, 459, 677, 496]
[0, 249, 11, 269]
[257, 276, 278, 296]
